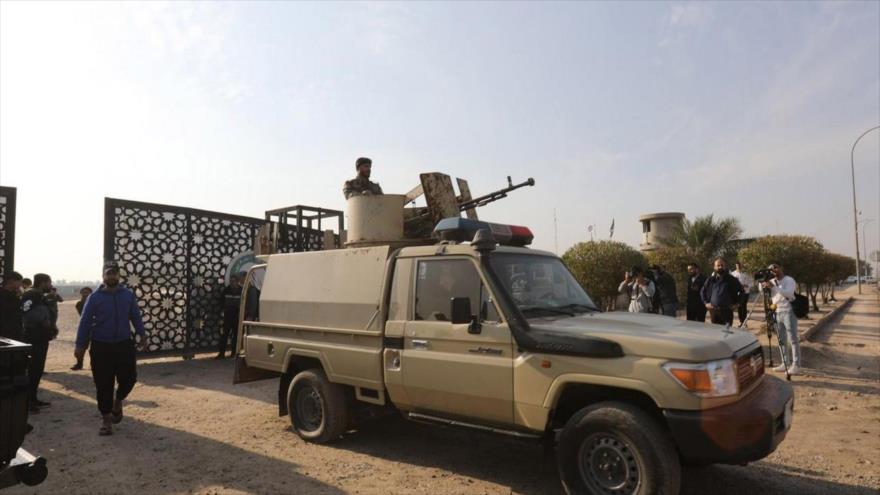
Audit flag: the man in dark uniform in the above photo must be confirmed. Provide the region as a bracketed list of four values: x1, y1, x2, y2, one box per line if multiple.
[0, 271, 24, 340]
[651, 265, 679, 317]
[21, 273, 56, 412]
[686, 263, 707, 322]
[700, 257, 744, 326]
[216, 273, 243, 359]
[343, 157, 383, 199]
[45, 286, 63, 340]
[71, 287, 94, 370]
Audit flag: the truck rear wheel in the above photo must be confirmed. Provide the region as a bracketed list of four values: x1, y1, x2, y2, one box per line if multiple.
[557, 402, 680, 495]
[287, 368, 349, 443]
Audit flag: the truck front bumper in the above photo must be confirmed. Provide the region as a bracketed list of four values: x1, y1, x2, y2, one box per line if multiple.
[663, 375, 794, 465]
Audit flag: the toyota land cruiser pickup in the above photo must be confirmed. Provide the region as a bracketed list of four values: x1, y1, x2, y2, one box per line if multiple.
[234, 218, 793, 495]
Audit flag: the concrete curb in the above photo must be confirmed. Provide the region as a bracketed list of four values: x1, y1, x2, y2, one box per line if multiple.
[801, 296, 855, 342]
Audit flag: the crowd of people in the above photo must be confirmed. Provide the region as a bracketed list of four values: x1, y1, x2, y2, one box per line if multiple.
[619, 257, 801, 375]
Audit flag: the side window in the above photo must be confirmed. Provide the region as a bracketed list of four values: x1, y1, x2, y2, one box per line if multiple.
[480, 284, 500, 322]
[388, 259, 411, 321]
[414, 259, 481, 322]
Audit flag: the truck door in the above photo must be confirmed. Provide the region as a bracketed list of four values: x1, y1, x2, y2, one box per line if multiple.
[233, 264, 275, 384]
[400, 258, 513, 424]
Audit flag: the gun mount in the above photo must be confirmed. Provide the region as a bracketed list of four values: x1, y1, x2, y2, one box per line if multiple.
[402, 173, 536, 239]
[256, 172, 536, 252]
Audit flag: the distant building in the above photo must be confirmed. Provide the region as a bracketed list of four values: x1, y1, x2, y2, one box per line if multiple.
[639, 212, 685, 252]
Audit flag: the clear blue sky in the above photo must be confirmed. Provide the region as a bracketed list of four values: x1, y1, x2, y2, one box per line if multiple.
[1, 1, 878, 281]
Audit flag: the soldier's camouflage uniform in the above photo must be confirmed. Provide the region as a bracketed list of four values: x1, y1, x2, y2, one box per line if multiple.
[343, 176, 383, 199]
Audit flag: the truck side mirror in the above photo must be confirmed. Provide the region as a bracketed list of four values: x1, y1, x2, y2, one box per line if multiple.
[450, 297, 472, 324]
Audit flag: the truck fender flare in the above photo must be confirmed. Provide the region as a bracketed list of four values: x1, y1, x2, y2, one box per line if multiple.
[281, 348, 332, 377]
[543, 373, 665, 410]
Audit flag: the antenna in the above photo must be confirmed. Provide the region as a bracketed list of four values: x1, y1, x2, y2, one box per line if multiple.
[553, 208, 558, 255]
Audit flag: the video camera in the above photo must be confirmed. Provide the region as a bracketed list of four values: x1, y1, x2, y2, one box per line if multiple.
[753, 268, 774, 284]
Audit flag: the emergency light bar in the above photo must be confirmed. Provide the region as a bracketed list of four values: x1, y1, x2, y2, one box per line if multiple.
[433, 217, 534, 247]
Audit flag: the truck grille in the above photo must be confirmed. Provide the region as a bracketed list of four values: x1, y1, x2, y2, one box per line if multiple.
[736, 347, 764, 391]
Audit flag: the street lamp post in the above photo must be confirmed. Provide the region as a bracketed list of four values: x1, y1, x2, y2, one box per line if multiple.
[859, 218, 874, 281]
[851, 125, 880, 295]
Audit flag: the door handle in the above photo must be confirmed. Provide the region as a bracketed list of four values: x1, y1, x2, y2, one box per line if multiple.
[411, 339, 429, 350]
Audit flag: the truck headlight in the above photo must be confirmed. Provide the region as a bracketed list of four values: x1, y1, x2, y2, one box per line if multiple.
[663, 359, 738, 397]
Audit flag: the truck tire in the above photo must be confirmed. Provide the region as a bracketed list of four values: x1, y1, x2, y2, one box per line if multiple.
[287, 368, 349, 443]
[557, 401, 681, 495]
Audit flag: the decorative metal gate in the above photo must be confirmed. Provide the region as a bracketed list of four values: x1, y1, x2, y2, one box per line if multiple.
[104, 198, 335, 355]
[0, 186, 16, 277]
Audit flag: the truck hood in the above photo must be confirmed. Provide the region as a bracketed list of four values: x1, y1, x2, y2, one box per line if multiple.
[528, 312, 756, 362]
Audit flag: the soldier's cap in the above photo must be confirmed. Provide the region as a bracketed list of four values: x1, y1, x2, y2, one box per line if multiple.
[103, 261, 120, 274]
[355, 157, 372, 169]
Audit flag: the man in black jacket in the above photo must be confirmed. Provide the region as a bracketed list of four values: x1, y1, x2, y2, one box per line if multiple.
[0, 271, 24, 340]
[651, 265, 679, 317]
[700, 257, 744, 326]
[21, 273, 56, 412]
[686, 263, 707, 322]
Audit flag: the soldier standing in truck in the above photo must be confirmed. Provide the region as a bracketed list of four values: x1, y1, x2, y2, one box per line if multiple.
[343, 157, 383, 199]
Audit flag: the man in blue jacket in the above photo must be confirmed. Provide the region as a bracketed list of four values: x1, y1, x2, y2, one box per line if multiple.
[74, 262, 147, 436]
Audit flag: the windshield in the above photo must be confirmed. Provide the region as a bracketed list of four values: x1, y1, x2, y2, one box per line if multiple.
[488, 253, 600, 318]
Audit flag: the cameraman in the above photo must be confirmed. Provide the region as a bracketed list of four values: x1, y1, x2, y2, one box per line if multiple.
[618, 266, 655, 313]
[700, 257, 744, 326]
[761, 263, 800, 375]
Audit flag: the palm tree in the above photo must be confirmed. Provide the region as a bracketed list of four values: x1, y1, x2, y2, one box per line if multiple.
[660, 214, 743, 267]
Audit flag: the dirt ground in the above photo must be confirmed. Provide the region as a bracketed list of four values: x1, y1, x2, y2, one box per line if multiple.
[8, 286, 880, 495]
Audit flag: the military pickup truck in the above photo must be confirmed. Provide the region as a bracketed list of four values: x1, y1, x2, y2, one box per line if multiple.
[234, 218, 794, 495]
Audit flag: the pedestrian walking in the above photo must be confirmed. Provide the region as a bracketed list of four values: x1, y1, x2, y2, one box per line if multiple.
[21, 273, 56, 413]
[761, 263, 801, 375]
[701, 257, 744, 326]
[731, 262, 754, 326]
[618, 266, 656, 313]
[74, 262, 147, 435]
[686, 263, 707, 322]
[71, 287, 94, 370]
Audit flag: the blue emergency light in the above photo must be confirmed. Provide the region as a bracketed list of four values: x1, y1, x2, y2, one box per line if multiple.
[433, 217, 534, 247]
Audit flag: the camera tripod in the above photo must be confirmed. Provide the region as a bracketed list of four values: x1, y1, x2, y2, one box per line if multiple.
[739, 288, 792, 381]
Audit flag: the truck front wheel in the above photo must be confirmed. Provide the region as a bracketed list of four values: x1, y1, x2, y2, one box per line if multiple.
[557, 402, 680, 495]
[287, 369, 349, 443]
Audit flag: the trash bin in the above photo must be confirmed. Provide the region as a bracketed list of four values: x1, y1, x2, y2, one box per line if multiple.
[0, 337, 47, 488]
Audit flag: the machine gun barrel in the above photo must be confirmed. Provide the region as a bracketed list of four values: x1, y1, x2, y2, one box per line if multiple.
[459, 176, 535, 211]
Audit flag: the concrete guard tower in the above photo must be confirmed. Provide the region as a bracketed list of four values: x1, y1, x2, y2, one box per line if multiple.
[639, 212, 685, 252]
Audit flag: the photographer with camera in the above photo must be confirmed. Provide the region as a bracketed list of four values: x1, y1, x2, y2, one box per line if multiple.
[700, 257, 744, 326]
[618, 266, 655, 313]
[760, 263, 800, 375]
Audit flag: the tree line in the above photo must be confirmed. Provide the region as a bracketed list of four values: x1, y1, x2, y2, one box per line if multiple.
[562, 215, 857, 312]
